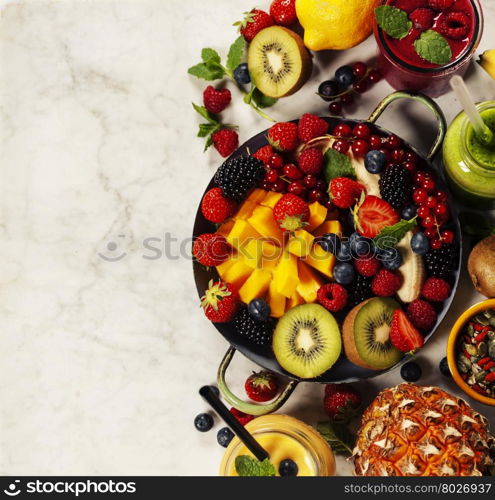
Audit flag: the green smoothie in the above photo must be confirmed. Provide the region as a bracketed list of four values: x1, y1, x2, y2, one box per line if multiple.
[443, 101, 495, 208]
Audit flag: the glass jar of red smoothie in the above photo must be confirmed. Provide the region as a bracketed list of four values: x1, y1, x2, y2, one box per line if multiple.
[373, 0, 483, 97]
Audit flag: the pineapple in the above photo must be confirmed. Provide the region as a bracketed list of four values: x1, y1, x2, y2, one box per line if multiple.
[353, 384, 495, 476]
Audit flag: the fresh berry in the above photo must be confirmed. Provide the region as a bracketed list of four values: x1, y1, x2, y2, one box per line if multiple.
[386, 134, 402, 149]
[367, 69, 382, 83]
[441, 229, 454, 244]
[288, 181, 305, 196]
[439, 356, 451, 377]
[424, 227, 437, 239]
[355, 255, 381, 277]
[401, 204, 417, 220]
[335, 65, 355, 87]
[336, 240, 352, 262]
[417, 205, 431, 219]
[248, 298, 271, 321]
[348, 274, 373, 307]
[215, 155, 265, 201]
[270, 0, 297, 26]
[371, 269, 402, 297]
[353, 80, 368, 94]
[427, 0, 454, 11]
[273, 194, 310, 231]
[333, 123, 352, 137]
[353, 124, 371, 139]
[233, 63, 251, 85]
[333, 262, 355, 286]
[317, 284, 348, 312]
[309, 189, 325, 203]
[318, 80, 340, 102]
[212, 129, 239, 158]
[299, 148, 324, 175]
[411, 232, 430, 255]
[352, 139, 370, 157]
[279, 459, 298, 477]
[407, 299, 437, 330]
[283, 164, 303, 180]
[329, 101, 343, 115]
[323, 384, 361, 422]
[391, 149, 406, 162]
[298, 113, 329, 142]
[340, 93, 354, 105]
[333, 139, 350, 154]
[431, 238, 443, 250]
[201, 280, 240, 323]
[352, 62, 368, 77]
[253, 145, 274, 165]
[229, 408, 255, 426]
[329, 177, 364, 209]
[269, 154, 284, 170]
[382, 249, 403, 271]
[350, 232, 373, 257]
[400, 361, 422, 382]
[421, 277, 451, 302]
[193, 233, 231, 267]
[268, 122, 299, 152]
[390, 309, 424, 353]
[194, 413, 214, 432]
[410, 8, 434, 30]
[370, 135, 383, 149]
[237, 9, 274, 42]
[319, 233, 341, 255]
[203, 86, 232, 114]
[245, 371, 279, 402]
[235, 308, 274, 346]
[355, 195, 400, 239]
[396, 0, 429, 13]
[424, 243, 456, 279]
[201, 187, 237, 223]
[217, 427, 234, 448]
[438, 11, 470, 40]
[379, 164, 412, 209]
[365, 150, 386, 174]
[265, 169, 279, 184]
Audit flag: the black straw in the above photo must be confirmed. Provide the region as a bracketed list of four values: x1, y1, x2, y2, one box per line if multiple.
[199, 385, 269, 462]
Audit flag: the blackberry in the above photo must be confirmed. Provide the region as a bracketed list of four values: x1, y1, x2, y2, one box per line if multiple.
[215, 155, 265, 201]
[348, 275, 372, 307]
[235, 307, 274, 346]
[424, 243, 456, 279]
[379, 164, 412, 209]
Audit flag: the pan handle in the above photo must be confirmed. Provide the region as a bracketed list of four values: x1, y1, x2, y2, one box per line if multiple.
[367, 91, 447, 161]
[217, 347, 299, 416]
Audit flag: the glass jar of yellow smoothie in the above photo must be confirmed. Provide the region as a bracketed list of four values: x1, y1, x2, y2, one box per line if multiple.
[219, 415, 336, 477]
[443, 101, 495, 208]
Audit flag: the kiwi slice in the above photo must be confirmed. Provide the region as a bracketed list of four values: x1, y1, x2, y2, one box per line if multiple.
[272, 304, 341, 379]
[343, 298, 403, 370]
[247, 26, 313, 98]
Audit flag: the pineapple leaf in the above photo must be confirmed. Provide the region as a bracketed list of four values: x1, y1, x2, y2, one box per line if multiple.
[316, 421, 355, 456]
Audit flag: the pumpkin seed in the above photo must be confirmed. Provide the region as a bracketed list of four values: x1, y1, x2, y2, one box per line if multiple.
[478, 342, 488, 357]
[475, 314, 489, 326]
[489, 318, 495, 328]
[489, 339, 495, 359]
[467, 324, 475, 336]
[465, 344, 478, 356]
[475, 370, 488, 382]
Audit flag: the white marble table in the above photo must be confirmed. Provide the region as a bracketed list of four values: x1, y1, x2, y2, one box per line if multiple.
[1, 0, 494, 476]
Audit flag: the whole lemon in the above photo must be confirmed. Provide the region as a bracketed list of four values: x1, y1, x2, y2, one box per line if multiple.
[296, 0, 381, 51]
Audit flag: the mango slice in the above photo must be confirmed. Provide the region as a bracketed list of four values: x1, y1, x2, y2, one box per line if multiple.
[296, 261, 325, 303]
[222, 258, 253, 289]
[233, 201, 257, 221]
[307, 202, 328, 232]
[244, 188, 268, 205]
[226, 220, 262, 249]
[216, 255, 237, 280]
[302, 243, 336, 279]
[287, 291, 304, 310]
[313, 220, 342, 237]
[267, 280, 286, 318]
[273, 250, 299, 298]
[241, 239, 279, 269]
[248, 205, 284, 246]
[260, 191, 283, 209]
[216, 220, 235, 237]
[287, 229, 315, 258]
[239, 268, 272, 304]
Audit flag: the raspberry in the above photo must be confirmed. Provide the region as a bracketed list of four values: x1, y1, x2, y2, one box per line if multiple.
[407, 299, 437, 330]
[395, 0, 428, 13]
[203, 86, 231, 114]
[410, 8, 435, 30]
[427, 0, 454, 10]
[253, 145, 275, 165]
[298, 113, 329, 143]
[193, 233, 231, 267]
[212, 129, 239, 158]
[299, 147, 324, 175]
[229, 407, 255, 426]
[268, 122, 299, 152]
[438, 11, 471, 40]
[355, 255, 381, 278]
[421, 277, 451, 302]
[329, 177, 365, 209]
[201, 187, 237, 224]
[317, 284, 348, 312]
[371, 269, 402, 297]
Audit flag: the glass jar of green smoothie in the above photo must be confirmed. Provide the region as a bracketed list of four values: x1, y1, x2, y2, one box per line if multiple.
[443, 101, 495, 208]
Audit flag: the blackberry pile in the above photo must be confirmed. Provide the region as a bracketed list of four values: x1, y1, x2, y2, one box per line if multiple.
[424, 243, 457, 279]
[379, 164, 412, 209]
[215, 155, 264, 201]
[348, 275, 373, 307]
[234, 308, 274, 347]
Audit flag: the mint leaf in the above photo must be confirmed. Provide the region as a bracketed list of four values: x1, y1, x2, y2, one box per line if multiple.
[198, 123, 220, 138]
[317, 422, 354, 456]
[374, 218, 418, 250]
[252, 88, 277, 109]
[324, 148, 356, 183]
[375, 5, 412, 39]
[226, 36, 246, 73]
[188, 62, 226, 81]
[192, 103, 217, 123]
[235, 456, 276, 477]
[201, 48, 221, 65]
[414, 30, 452, 65]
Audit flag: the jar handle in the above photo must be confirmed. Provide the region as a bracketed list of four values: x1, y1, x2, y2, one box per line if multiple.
[368, 91, 447, 161]
[217, 346, 298, 416]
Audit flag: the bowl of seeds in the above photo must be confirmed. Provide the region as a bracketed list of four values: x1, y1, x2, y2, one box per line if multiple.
[447, 299, 495, 406]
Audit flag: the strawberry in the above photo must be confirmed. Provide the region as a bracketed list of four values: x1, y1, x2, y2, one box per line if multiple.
[298, 113, 329, 143]
[236, 9, 275, 42]
[354, 195, 399, 238]
[390, 309, 425, 353]
[201, 280, 239, 323]
[203, 86, 232, 114]
[409, 8, 435, 30]
[193, 233, 231, 267]
[253, 144, 275, 165]
[230, 407, 255, 426]
[329, 177, 365, 209]
[270, 0, 297, 27]
[245, 371, 279, 402]
[273, 194, 310, 231]
[268, 122, 299, 152]
[323, 384, 361, 423]
[299, 148, 324, 175]
[212, 129, 239, 158]
[201, 187, 237, 224]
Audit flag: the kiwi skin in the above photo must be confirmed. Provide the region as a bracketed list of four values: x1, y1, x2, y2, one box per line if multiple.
[468, 235, 495, 298]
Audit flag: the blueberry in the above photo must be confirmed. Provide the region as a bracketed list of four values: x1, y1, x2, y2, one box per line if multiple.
[317, 80, 340, 102]
[233, 63, 251, 85]
[350, 232, 373, 257]
[336, 240, 352, 262]
[333, 262, 355, 286]
[248, 298, 271, 321]
[411, 232, 430, 255]
[382, 249, 403, 270]
[401, 204, 417, 220]
[279, 459, 298, 477]
[194, 413, 214, 432]
[319, 233, 341, 255]
[335, 65, 355, 87]
[439, 357, 451, 377]
[217, 427, 234, 447]
[364, 150, 386, 174]
[401, 362, 422, 382]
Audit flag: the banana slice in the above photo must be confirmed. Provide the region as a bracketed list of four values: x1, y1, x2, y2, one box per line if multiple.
[397, 231, 425, 303]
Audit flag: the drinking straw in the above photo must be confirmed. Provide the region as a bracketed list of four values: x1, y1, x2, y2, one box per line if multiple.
[199, 385, 269, 462]
[450, 75, 494, 146]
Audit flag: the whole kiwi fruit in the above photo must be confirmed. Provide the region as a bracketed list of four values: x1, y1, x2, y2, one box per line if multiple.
[468, 235, 495, 298]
